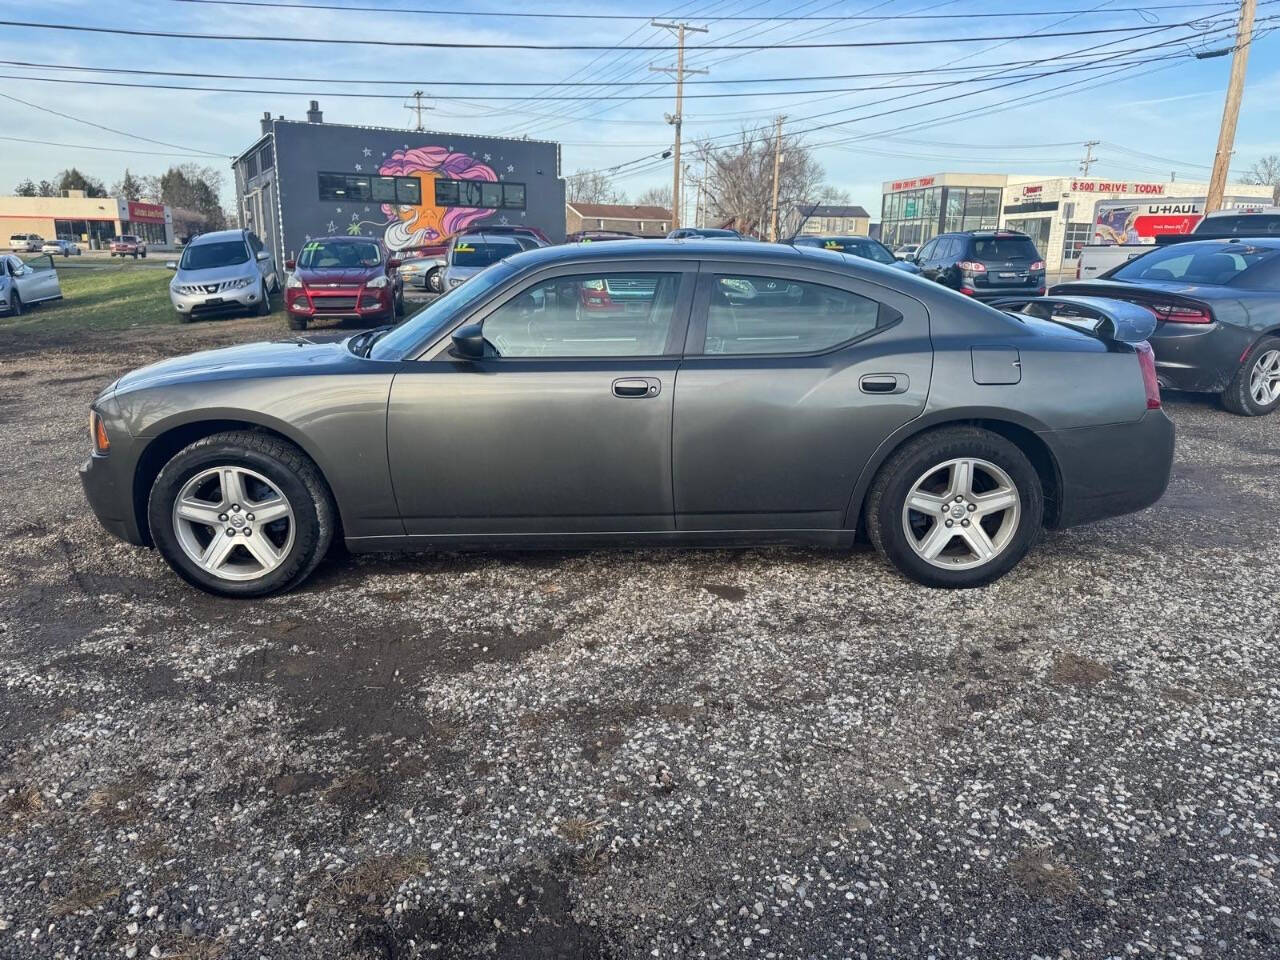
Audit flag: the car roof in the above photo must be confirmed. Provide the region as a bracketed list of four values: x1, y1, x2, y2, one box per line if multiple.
[302, 235, 378, 243]
[1158, 236, 1280, 250]
[493, 237, 868, 269]
[453, 233, 523, 244]
[187, 229, 248, 245]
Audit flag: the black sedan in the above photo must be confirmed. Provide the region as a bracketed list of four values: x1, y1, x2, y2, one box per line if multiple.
[1053, 237, 1280, 416]
[81, 240, 1173, 597]
[792, 235, 921, 274]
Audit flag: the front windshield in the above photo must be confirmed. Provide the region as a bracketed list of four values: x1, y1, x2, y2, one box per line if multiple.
[180, 240, 249, 271]
[1109, 242, 1280, 286]
[450, 240, 519, 268]
[369, 260, 519, 360]
[299, 239, 381, 268]
[820, 238, 895, 264]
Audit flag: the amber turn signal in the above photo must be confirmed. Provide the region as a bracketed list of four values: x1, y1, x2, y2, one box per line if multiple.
[90, 410, 110, 454]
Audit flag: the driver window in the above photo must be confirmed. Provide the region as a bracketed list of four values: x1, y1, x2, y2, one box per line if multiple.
[482, 272, 682, 358]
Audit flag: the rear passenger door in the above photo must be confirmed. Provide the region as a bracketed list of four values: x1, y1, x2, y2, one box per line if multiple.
[916, 239, 940, 282]
[671, 263, 932, 532]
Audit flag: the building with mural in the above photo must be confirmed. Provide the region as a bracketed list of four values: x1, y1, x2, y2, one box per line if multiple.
[233, 101, 566, 268]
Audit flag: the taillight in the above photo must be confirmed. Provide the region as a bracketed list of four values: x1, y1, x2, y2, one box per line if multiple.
[90, 409, 110, 453]
[1030, 260, 1045, 271]
[1150, 302, 1212, 324]
[1135, 342, 1161, 410]
[957, 260, 987, 273]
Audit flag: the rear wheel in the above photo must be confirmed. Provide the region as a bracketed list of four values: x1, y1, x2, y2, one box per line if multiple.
[866, 427, 1043, 588]
[1221, 336, 1280, 416]
[255, 281, 272, 316]
[426, 268, 442, 293]
[148, 431, 335, 597]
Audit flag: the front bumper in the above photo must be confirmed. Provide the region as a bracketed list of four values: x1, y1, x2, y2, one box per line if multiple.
[170, 282, 263, 317]
[80, 451, 147, 546]
[1149, 320, 1253, 394]
[1042, 409, 1175, 529]
[286, 287, 395, 321]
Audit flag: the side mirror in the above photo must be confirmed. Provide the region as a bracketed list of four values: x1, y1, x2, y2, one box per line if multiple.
[165, 260, 178, 271]
[387, 258, 402, 269]
[256, 250, 271, 261]
[450, 322, 488, 360]
[284, 259, 296, 271]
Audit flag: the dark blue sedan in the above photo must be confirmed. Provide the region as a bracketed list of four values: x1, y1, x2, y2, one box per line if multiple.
[1053, 237, 1280, 416]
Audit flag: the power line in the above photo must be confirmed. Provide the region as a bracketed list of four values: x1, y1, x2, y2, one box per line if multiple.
[0, 90, 227, 158]
[0, 18, 1228, 50]
[0, 134, 221, 157]
[163, 0, 1241, 19]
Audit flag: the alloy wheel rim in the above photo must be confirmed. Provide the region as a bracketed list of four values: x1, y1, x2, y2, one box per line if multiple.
[901, 457, 1021, 571]
[1249, 349, 1280, 406]
[172, 466, 295, 582]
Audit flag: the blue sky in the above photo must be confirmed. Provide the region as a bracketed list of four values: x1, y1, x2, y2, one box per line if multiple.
[2, 0, 1278, 217]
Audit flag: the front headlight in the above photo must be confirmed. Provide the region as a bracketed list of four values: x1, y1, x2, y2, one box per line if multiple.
[227, 276, 254, 290]
[286, 273, 304, 289]
[365, 275, 389, 289]
[448, 277, 463, 288]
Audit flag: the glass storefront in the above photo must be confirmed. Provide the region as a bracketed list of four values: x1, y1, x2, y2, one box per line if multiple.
[1004, 216, 1052, 256]
[123, 221, 168, 244]
[881, 185, 1001, 247]
[54, 219, 116, 243]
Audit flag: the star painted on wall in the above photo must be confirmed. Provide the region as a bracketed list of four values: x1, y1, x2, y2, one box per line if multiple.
[336, 207, 342, 213]
[381, 152, 387, 158]
[326, 221, 336, 232]
[498, 216, 510, 225]
[362, 147, 373, 157]
[354, 163, 362, 172]
[507, 164, 515, 173]
[520, 211, 527, 218]
[483, 153, 491, 162]
[304, 234, 312, 242]
[351, 212, 360, 221]
[364, 206, 370, 212]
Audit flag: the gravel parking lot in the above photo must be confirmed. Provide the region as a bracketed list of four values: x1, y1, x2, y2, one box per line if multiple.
[1, 316, 1277, 960]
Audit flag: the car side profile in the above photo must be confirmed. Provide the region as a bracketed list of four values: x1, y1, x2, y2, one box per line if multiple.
[1, 253, 63, 316]
[9, 233, 43, 253]
[81, 240, 1174, 597]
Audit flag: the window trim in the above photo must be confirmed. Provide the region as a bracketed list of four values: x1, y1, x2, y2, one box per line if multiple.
[432, 177, 527, 210]
[684, 266, 904, 360]
[414, 260, 699, 362]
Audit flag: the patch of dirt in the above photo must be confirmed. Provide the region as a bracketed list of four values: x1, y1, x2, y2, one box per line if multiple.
[1049, 652, 1112, 687]
[1010, 850, 1081, 903]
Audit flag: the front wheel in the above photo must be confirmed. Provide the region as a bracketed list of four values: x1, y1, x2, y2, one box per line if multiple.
[147, 431, 336, 597]
[255, 282, 272, 316]
[1221, 336, 1280, 416]
[6, 291, 21, 317]
[426, 268, 442, 293]
[866, 427, 1043, 588]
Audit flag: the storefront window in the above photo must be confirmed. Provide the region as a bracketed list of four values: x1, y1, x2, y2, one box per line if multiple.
[1061, 222, 1091, 261]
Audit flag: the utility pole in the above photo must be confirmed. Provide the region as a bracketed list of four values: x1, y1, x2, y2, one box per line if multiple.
[769, 115, 786, 242]
[404, 90, 432, 132]
[650, 20, 708, 231]
[1206, 0, 1257, 212]
[1078, 140, 1100, 176]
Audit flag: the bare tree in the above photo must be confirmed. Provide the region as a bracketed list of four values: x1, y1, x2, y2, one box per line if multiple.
[1243, 155, 1280, 204]
[636, 184, 673, 211]
[694, 125, 826, 238]
[566, 169, 627, 205]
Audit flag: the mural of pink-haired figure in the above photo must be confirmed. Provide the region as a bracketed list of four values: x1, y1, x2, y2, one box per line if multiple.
[378, 146, 497, 251]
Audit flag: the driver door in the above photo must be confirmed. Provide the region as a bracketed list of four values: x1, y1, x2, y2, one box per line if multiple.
[386, 262, 696, 537]
[11, 254, 60, 303]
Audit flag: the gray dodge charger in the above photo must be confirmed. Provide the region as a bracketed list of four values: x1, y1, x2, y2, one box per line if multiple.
[81, 240, 1175, 597]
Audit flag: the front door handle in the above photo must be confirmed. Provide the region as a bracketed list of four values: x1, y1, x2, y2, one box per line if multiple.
[860, 374, 907, 395]
[613, 377, 661, 398]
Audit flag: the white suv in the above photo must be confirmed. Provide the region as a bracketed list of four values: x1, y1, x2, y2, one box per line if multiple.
[8, 234, 43, 253]
[166, 229, 279, 322]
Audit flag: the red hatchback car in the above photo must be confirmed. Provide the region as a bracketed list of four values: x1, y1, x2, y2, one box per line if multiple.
[284, 237, 404, 330]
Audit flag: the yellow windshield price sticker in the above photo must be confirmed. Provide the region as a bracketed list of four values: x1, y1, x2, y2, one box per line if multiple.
[454, 243, 475, 252]
[824, 241, 842, 249]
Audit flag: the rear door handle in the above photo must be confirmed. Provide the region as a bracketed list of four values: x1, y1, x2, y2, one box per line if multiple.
[613, 377, 661, 398]
[860, 374, 907, 394]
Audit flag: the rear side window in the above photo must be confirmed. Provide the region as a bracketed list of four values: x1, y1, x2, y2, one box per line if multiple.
[1110, 243, 1280, 286]
[969, 237, 1039, 261]
[703, 275, 886, 356]
[1200, 214, 1280, 235]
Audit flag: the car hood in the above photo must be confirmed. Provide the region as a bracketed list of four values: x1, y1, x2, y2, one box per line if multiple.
[296, 266, 380, 286]
[174, 262, 256, 284]
[114, 339, 355, 395]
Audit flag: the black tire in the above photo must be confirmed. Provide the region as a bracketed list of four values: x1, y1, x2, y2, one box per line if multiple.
[287, 313, 309, 331]
[427, 268, 442, 293]
[1221, 335, 1280, 417]
[132, 252, 139, 260]
[394, 289, 406, 318]
[7, 290, 20, 317]
[865, 426, 1044, 589]
[141, 250, 147, 258]
[255, 282, 272, 316]
[147, 431, 336, 598]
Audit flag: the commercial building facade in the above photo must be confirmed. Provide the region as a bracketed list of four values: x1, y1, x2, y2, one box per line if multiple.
[0, 192, 174, 248]
[881, 173, 1274, 272]
[234, 102, 567, 267]
[793, 204, 871, 237]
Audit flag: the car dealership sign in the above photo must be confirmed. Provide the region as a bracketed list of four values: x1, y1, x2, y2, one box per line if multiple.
[1070, 181, 1167, 195]
[890, 176, 936, 191]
